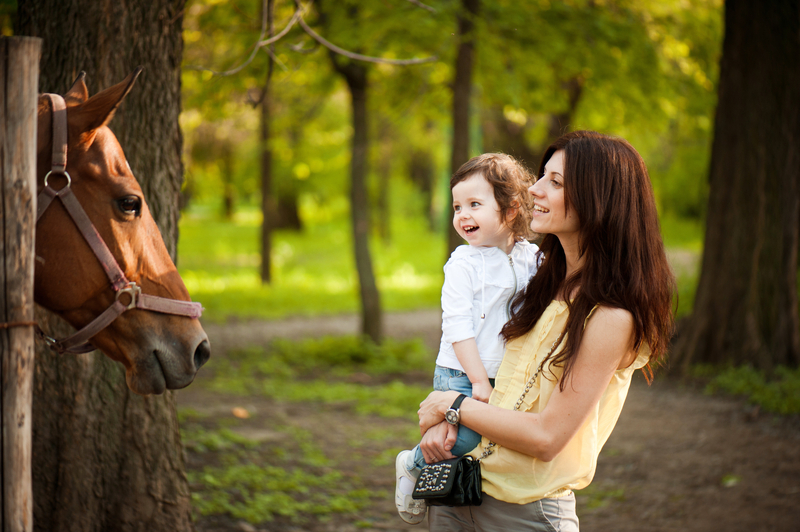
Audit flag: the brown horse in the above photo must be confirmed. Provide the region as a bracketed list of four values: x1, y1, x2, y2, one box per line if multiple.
[34, 69, 210, 395]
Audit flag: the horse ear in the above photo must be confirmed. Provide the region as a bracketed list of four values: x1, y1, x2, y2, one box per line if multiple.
[64, 71, 89, 104]
[71, 67, 143, 143]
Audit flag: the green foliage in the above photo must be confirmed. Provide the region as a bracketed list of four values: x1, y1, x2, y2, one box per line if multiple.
[267, 335, 431, 374]
[180, 0, 724, 229]
[183, 426, 261, 453]
[185, 423, 374, 524]
[204, 335, 431, 420]
[691, 365, 800, 415]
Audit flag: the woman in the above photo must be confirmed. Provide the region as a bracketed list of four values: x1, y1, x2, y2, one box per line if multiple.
[417, 131, 675, 531]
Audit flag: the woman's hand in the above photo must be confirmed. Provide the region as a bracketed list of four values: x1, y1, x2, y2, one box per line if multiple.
[419, 421, 458, 464]
[418, 390, 460, 434]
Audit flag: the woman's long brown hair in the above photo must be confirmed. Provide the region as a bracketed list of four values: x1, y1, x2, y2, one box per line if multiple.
[501, 131, 676, 387]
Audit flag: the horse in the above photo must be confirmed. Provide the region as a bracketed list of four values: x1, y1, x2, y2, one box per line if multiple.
[34, 69, 210, 396]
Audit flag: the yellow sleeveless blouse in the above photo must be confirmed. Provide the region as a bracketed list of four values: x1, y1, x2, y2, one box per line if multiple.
[469, 300, 650, 504]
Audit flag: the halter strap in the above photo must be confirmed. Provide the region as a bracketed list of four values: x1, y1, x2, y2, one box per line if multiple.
[48, 94, 68, 174]
[36, 93, 203, 355]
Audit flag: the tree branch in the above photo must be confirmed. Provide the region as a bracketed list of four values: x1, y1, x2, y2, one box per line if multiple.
[407, 0, 436, 13]
[296, 6, 437, 66]
[184, 1, 300, 76]
[186, 0, 437, 77]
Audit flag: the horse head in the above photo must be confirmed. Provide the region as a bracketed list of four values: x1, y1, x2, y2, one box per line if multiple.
[34, 69, 210, 395]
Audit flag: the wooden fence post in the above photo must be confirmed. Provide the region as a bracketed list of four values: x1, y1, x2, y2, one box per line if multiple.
[1, 36, 42, 532]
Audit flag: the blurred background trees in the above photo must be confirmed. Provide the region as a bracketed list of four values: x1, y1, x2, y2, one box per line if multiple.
[178, 0, 724, 340]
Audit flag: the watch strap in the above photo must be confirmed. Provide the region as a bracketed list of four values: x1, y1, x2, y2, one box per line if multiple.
[450, 393, 467, 411]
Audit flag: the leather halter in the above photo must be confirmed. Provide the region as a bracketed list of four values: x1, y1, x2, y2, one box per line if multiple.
[36, 93, 203, 355]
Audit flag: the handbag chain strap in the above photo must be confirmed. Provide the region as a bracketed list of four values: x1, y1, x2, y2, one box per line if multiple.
[476, 336, 561, 462]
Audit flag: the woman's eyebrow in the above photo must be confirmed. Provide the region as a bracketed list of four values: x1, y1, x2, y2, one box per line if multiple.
[543, 167, 563, 178]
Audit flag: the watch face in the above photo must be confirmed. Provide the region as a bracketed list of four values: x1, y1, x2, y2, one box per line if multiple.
[445, 409, 459, 425]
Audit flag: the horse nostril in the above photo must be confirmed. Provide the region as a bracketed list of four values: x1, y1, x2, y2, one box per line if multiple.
[194, 339, 210, 370]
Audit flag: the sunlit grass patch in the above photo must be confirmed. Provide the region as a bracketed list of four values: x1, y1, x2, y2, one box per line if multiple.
[177, 206, 444, 321]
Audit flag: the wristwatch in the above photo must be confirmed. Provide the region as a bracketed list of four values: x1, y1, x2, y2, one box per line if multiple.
[445, 393, 468, 425]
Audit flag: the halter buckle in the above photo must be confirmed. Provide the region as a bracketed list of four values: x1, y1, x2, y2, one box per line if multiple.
[115, 282, 141, 310]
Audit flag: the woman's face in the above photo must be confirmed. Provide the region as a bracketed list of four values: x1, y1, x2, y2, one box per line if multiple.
[529, 150, 580, 240]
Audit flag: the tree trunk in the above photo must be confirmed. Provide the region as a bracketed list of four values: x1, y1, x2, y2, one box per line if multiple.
[260, 0, 276, 284]
[448, 0, 480, 255]
[480, 105, 538, 170]
[376, 120, 391, 244]
[545, 76, 583, 145]
[15, 1, 194, 530]
[276, 194, 302, 230]
[222, 142, 235, 220]
[408, 145, 436, 231]
[332, 59, 382, 344]
[671, 0, 800, 373]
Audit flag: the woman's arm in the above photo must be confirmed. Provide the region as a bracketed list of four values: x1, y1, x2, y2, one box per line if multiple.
[419, 306, 635, 462]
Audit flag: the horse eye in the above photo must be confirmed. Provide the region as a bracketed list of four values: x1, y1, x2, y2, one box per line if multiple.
[117, 196, 142, 216]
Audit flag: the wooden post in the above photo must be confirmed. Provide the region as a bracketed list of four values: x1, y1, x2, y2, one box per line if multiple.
[1, 36, 42, 532]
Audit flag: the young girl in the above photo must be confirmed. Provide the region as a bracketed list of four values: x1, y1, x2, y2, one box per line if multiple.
[395, 153, 539, 525]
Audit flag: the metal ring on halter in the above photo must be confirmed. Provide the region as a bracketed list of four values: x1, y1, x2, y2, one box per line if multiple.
[115, 282, 141, 310]
[44, 170, 72, 189]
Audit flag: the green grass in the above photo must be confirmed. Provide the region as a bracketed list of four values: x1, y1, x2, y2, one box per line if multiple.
[205, 336, 431, 420]
[691, 364, 800, 415]
[178, 204, 444, 322]
[183, 422, 374, 525]
[181, 335, 430, 526]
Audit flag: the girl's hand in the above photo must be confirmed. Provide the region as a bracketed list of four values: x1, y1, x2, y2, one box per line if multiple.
[418, 390, 460, 434]
[471, 379, 493, 403]
[420, 421, 458, 464]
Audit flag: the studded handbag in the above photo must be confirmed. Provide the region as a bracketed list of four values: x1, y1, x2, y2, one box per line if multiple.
[411, 455, 482, 506]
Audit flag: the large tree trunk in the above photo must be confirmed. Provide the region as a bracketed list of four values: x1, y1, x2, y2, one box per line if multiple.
[672, 0, 800, 373]
[448, 0, 480, 255]
[16, 1, 194, 530]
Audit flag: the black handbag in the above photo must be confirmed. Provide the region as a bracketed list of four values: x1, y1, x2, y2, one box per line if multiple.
[411, 455, 482, 506]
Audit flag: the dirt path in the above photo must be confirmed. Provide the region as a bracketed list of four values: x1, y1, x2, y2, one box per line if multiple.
[181, 312, 800, 532]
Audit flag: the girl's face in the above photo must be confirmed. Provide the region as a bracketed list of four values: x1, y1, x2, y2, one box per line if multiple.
[452, 172, 515, 251]
[529, 150, 580, 240]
